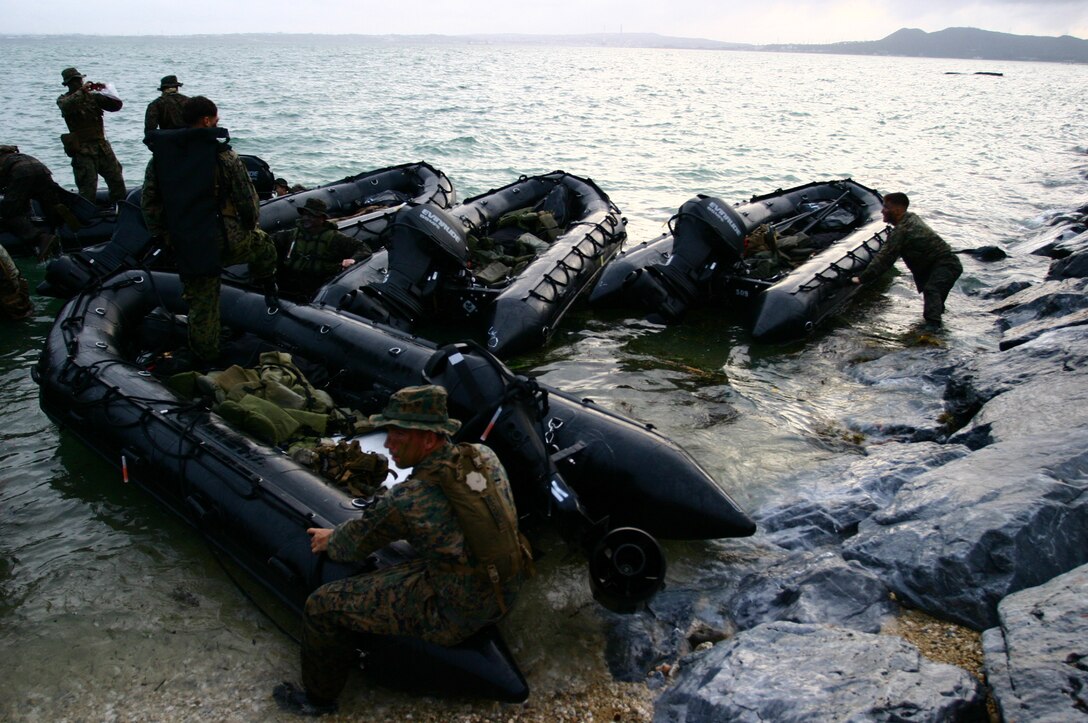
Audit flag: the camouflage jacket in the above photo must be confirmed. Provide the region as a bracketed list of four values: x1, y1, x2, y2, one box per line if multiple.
[859, 212, 956, 290]
[0, 152, 52, 192]
[327, 441, 520, 621]
[141, 144, 260, 249]
[56, 88, 119, 141]
[273, 220, 372, 277]
[144, 92, 190, 134]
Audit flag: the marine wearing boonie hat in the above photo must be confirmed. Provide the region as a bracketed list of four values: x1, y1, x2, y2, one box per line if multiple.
[158, 75, 183, 90]
[368, 385, 462, 436]
[297, 197, 329, 217]
[60, 67, 85, 85]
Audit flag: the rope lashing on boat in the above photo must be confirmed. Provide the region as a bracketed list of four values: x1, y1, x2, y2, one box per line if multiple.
[525, 217, 618, 302]
[794, 228, 891, 294]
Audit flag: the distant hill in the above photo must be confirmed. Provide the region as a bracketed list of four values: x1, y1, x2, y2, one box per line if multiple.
[764, 27, 1088, 63]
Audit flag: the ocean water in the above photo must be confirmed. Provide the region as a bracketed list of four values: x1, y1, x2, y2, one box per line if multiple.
[1, 35, 1086, 719]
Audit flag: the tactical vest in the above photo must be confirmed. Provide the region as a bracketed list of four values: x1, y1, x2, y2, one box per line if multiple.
[59, 92, 106, 140]
[424, 443, 532, 613]
[285, 223, 343, 276]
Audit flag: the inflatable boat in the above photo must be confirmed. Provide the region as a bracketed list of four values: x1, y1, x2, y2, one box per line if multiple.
[37, 161, 454, 299]
[34, 270, 754, 700]
[588, 179, 891, 342]
[1, 155, 276, 256]
[312, 171, 626, 358]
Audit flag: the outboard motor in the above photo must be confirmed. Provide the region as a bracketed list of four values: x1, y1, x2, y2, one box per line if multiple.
[241, 155, 275, 200]
[628, 195, 746, 322]
[426, 341, 666, 613]
[347, 203, 469, 327]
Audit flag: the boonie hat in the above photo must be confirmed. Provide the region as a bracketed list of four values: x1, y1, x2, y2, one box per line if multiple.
[159, 75, 183, 90]
[368, 385, 462, 436]
[61, 67, 85, 85]
[0, 145, 19, 155]
[298, 197, 329, 217]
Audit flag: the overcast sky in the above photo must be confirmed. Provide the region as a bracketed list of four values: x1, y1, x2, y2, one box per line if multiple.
[2, 0, 1085, 45]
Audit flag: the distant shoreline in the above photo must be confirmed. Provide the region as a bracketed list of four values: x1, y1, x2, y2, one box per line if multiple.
[2, 28, 1086, 64]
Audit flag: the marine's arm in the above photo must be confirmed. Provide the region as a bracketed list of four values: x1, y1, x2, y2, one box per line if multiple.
[332, 231, 373, 266]
[144, 100, 159, 136]
[221, 151, 260, 229]
[317, 491, 407, 562]
[856, 228, 904, 285]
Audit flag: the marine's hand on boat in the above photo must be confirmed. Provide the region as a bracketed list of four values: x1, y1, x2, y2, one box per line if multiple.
[850, 276, 861, 285]
[307, 527, 333, 554]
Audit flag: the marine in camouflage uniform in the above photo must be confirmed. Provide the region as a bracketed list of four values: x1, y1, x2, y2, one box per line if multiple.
[144, 75, 190, 135]
[271, 197, 372, 296]
[56, 67, 126, 203]
[0, 145, 80, 258]
[855, 192, 963, 327]
[142, 96, 277, 363]
[280, 385, 527, 711]
[0, 244, 32, 320]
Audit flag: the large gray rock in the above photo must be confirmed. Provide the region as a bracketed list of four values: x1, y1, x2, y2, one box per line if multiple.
[1049, 248, 1088, 279]
[842, 427, 1088, 630]
[601, 543, 895, 679]
[840, 349, 961, 443]
[757, 442, 969, 550]
[725, 549, 894, 634]
[983, 563, 1088, 722]
[944, 325, 1088, 439]
[952, 368, 1088, 446]
[1012, 220, 1087, 257]
[989, 277, 1088, 328]
[653, 621, 985, 722]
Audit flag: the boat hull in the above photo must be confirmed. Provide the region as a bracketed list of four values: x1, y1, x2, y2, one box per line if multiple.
[315, 171, 626, 357]
[589, 179, 889, 342]
[34, 270, 754, 699]
[38, 161, 454, 299]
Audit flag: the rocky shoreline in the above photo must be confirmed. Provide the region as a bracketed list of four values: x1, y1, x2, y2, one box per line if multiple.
[593, 197, 1088, 721]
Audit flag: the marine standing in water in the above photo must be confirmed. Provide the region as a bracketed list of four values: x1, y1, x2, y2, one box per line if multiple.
[56, 67, 126, 204]
[144, 75, 190, 135]
[273, 384, 530, 716]
[852, 192, 963, 330]
[141, 95, 277, 368]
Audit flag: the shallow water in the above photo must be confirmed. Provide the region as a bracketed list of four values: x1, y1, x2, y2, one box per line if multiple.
[1, 36, 1086, 719]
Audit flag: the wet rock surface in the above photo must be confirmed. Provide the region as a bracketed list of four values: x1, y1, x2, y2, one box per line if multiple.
[642, 202, 1088, 721]
[653, 622, 986, 723]
[982, 563, 1088, 722]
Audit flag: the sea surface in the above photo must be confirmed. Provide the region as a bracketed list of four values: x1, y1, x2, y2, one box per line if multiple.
[1, 35, 1086, 720]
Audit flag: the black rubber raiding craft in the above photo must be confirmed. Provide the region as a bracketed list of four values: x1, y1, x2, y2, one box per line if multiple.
[37, 160, 454, 299]
[35, 271, 754, 701]
[313, 171, 626, 358]
[589, 179, 890, 342]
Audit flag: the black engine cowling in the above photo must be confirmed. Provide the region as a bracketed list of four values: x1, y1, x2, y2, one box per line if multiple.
[629, 195, 747, 322]
[350, 203, 470, 324]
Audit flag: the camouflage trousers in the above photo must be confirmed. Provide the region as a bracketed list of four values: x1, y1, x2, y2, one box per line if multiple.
[182, 229, 277, 361]
[300, 559, 477, 702]
[0, 245, 31, 320]
[70, 139, 125, 203]
[920, 255, 963, 324]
